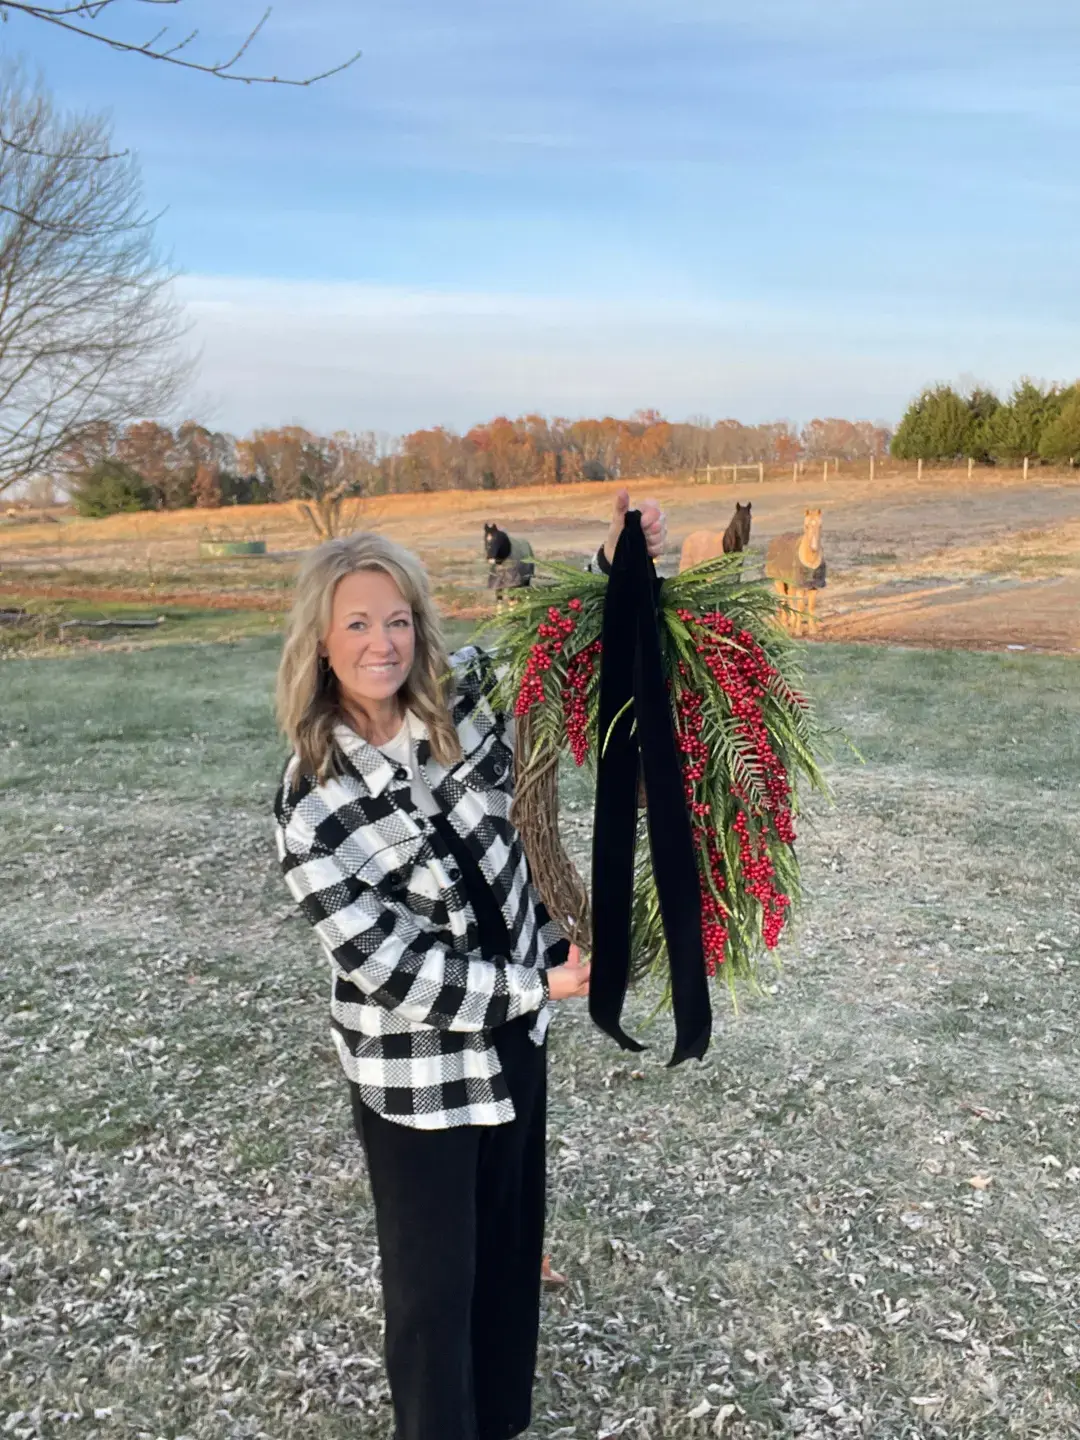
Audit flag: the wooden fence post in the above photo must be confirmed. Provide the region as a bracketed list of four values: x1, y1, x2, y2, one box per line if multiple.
[823, 459, 828, 481]
[917, 458, 923, 481]
[759, 461, 764, 484]
[793, 461, 798, 485]
[1023, 455, 1030, 481]
[869, 455, 875, 483]
[968, 457, 974, 480]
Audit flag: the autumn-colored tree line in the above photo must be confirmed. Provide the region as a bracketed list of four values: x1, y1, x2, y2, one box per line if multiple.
[67, 411, 892, 516]
[67, 422, 388, 516]
[398, 412, 889, 491]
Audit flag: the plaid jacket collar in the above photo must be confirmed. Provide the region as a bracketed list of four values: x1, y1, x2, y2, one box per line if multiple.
[332, 723, 397, 797]
[332, 697, 498, 801]
[332, 709, 433, 798]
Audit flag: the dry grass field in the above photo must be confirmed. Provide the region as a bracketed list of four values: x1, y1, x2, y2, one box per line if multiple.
[3, 639, 1079, 1439]
[1, 464, 1078, 656]
[3, 465, 1080, 1438]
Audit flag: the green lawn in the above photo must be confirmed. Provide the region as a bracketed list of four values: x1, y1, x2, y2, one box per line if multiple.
[2, 640, 1079, 1439]
[0, 598, 287, 657]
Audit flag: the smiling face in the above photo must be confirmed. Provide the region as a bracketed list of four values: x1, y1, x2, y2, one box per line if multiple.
[322, 567, 416, 719]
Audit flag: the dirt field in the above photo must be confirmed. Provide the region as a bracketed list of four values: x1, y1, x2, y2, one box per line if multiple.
[2, 466, 1078, 654]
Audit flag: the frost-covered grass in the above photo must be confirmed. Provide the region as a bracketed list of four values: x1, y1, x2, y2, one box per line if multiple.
[2, 640, 1079, 1439]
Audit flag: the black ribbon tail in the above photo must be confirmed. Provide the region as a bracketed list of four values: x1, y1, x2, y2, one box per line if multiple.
[589, 512, 712, 1066]
[589, 513, 647, 1054]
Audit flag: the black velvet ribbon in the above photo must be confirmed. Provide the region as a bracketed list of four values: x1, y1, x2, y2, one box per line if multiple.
[588, 511, 712, 1066]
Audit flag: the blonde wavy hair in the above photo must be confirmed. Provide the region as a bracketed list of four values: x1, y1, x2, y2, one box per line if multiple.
[276, 531, 462, 781]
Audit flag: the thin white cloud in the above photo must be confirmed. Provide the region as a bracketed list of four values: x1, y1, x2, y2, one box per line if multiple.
[174, 274, 1080, 438]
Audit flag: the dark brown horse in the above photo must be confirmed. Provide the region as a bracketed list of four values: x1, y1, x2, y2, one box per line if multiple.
[678, 502, 752, 572]
[483, 522, 535, 608]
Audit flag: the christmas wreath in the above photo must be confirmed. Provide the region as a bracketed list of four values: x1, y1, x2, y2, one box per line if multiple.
[487, 538, 831, 1007]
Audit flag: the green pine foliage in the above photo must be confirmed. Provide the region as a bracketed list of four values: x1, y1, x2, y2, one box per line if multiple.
[981, 379, 1066, 463]
[71, 460, 152, 517]
[890, 384, 1001, 462]
[891, 377, 1080, 465]
[890, 385, 971, 461]
[1037, 387, 1080, 463]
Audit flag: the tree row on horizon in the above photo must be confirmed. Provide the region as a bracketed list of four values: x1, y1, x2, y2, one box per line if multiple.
[63, 411, 892, 517]
[56, 381, 1080, 520]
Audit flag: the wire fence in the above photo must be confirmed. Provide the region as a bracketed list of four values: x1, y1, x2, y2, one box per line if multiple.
[689, 455, 1077, 486]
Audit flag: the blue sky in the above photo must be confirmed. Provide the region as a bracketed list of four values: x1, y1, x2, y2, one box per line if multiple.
[7, 0, 1080, 435]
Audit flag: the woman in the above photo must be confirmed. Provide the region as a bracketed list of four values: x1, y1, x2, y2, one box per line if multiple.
[274, 491, 666, 1440]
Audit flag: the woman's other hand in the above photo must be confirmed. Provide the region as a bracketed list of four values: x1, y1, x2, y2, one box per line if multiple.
[546, 944, 591, 1000]
[603, 488, 667, 566]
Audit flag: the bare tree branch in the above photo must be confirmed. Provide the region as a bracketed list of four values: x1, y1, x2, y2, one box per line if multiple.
[0, 63, 189, 496]
[0, 1, 361, 86]
[0, 129, 126, 162]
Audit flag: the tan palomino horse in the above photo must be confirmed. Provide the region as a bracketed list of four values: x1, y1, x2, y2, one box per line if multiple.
[765, 508, 826, 634]
[678, 502, 752, 572]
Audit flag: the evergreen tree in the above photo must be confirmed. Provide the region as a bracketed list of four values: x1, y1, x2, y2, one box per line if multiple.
[964, 388, 1000, 462]
[892, 385, 972, 460]
[1037, 386, 1080, 463]
[982, 380, 1065, 462]
[71, 460, 151, 517]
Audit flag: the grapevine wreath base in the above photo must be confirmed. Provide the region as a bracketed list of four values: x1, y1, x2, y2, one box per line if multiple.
[490, 516, 830, 1050]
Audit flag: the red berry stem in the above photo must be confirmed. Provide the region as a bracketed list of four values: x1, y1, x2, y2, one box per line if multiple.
[673, 606, 798, 969]
[514, 595, 600, 766]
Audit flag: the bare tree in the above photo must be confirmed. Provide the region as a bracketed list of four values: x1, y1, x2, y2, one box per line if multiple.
[0, 66, 187, 496]
[287, 430, 375, 541]
[0, 2, 360, 86]
[234, 425, 376, 538]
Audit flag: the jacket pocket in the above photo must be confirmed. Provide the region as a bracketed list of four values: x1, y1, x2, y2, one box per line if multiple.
[458, 730, 514, 793]
[354, 835, 430, 904]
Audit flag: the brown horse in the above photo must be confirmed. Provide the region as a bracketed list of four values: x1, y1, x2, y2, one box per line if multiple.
[678, 502, 752, 572]
[765, 508, 826, 634]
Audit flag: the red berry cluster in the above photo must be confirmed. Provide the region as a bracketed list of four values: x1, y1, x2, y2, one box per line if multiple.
[674, 606, 797, 960]
[562, 636, 602, 765]
[689, 610, 796, 843]
[733, 810, 790, 948]
[699, 829, 729, 977]
[515, 599, 581, 717]
[673, 674, 728, 974]
[515, 597, 601, 765]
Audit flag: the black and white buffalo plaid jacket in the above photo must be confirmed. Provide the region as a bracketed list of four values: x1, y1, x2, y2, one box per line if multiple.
[274, 646, 568, 1130]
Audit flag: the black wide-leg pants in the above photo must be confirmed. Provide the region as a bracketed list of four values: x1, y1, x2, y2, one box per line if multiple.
[352, 1016, 548, 1440]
